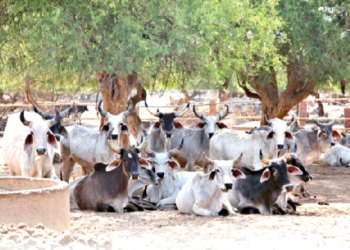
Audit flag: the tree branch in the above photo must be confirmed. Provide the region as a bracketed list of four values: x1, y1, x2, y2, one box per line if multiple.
[237, 77, 261, 100]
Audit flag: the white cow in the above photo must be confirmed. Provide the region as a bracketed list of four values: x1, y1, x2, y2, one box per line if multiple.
[60, 100, 132, 182]
[324, 144, 350, 167]
[144, 140, 197, 208]
[3, 110, 59, 178]
[210, 116, 293, 170]
[176, 153, 245, 216]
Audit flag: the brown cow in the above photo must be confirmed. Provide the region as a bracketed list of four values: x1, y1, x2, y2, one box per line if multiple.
[72, 136, 150, 212]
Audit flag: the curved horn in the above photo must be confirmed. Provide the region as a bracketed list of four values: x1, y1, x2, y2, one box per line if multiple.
[168, 139, 184, 157]
[98, 100, 108, 118]
[193, 105, 204, 119]
[144, 101, 160, 117]
[203, 153, 215, 165]
[259, 149, 270, 165]
[20, 110, 31, 127]
[219, 105, 229, 120]
[295, 120, 303, 130]
[329, 120, 336, 126]
[314, 120, 323, 128]
[264, 114, 272, 126]
[47, 108, 60, 128]
[287, 116, 294, 126]
[33, 104, 52, 119]
[123, 99, 133, 118]
[232, 152, 243, 166]
[107, 139, 121, 154]
[136, 135, 148, 152]
[174, 103, 190, 117]
[145, 147, 156, 158]
[60, 102, 75, 118]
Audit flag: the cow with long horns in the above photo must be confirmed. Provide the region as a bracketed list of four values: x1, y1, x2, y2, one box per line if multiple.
[2, 110, 60, 178]
[70, 135, 151, 212]
[60, 99, 133, 182]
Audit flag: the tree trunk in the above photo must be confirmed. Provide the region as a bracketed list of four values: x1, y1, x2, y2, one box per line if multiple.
[24, 74, 41, 108]
[97, 71, 146, 148]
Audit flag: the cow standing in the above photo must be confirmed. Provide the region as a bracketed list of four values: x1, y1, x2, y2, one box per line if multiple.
[2, 110, 60, 178]
[60, 100, 132, 182]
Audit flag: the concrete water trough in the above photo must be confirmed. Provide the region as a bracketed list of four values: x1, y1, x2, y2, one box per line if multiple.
[0, 176, 70, 231]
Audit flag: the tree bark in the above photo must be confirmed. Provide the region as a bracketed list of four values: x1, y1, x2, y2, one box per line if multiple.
[24, 74, 41, 108]
[97, 71, 146, 148]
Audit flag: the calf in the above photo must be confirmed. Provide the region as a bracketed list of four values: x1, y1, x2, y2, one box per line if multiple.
[144, 140, 197, 208]
[72, 136, 150, 212]
[228, 157, 302, 214]
[176, 153, 245, 216]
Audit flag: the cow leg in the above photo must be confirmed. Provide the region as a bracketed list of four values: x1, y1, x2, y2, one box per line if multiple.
[62, 158, 75, 182]
[222, 193, 236, 215]
[273, 203, 287, 215]
[97, 203, 115, 212]
[240, 206, 260, 214]
[287, 198, 301, 211]
[157, 194, 177, 209]
[186, 159, 195, 172]
[193, 203, 216, 216]
[299, 182, 310, 197]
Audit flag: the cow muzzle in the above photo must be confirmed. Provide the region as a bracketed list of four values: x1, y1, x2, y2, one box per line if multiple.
[36, 148, 46, 155]
[277, 144, 284, 150]
[111, 134, 119, 140]
[208, 133, 214, 139]
[305, 175, 313, 182]
[284, 184, 294, 193]
[224, 183, 233, 190]
[157, 172, 165, 179]
[330, 142, 336, 146]
[165, 132, 172, 138]
[131, 172, 139, 180]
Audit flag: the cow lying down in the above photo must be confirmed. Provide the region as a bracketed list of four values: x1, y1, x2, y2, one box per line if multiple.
[176, 153, 245, 216]
[228, 156, 302, 214]
[70, 136, 151, 212]
[324, 144, 350, 167]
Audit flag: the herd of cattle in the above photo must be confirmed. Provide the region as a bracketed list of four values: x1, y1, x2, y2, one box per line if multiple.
[2, 98, 350, 216]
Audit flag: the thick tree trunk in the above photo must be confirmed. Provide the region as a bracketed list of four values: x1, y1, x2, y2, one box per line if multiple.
[97, 71, 146, 148]
[24, 74, 40, 108]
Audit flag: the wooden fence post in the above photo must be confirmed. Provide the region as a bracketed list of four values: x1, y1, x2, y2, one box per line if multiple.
[344, 104, 350, 128]
[209, 99, 216, 116]
[298, 102, 307, 126]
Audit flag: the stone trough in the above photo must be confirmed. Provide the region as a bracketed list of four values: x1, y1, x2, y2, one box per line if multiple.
[0, 176, 70, 231]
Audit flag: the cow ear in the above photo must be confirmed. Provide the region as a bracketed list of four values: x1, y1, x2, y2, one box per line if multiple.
[24, 132, 34, 151]
[207, 170, 216, 181]
[260, 168, 270, 183]
[332, 130, 341, 140]
[168, 160, 180, 169]
[194, 122, 206, 129]
[232, 169, 246, 180]
[121, 124, 130, 135]
[47, 132, 58, 149]
[287, 165, 303, 175]
[152, 122, 161, 131]
[266, 131, 274, 140]
[139, 158, 152, 170]
[285, 131, 293, 140]
[100, 122, 110, 134]
[341, 132, 346, 137]
[173, 121, 183, 130]
[318, 131, 323, 138]
[216, 122, 227, 129]
[106, 159, 121, 172]
[59, 126, 68, 139]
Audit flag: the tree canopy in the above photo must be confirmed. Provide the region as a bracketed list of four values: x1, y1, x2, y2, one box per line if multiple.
[0, 0, 349, 118]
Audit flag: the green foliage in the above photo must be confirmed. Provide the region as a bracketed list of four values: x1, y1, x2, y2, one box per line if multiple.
[0, 0, 349, 95]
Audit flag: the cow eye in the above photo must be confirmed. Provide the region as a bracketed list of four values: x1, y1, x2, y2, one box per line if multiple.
[216, 169, 220, 173]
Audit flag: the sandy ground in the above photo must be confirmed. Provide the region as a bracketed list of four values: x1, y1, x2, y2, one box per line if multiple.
[1, 103, 350, 249]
